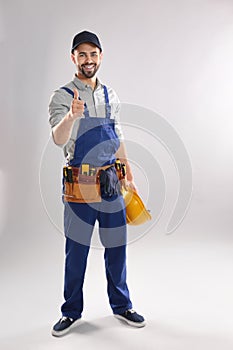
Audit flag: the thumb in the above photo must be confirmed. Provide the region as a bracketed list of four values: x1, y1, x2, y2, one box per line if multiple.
[73, 88, 79, 100]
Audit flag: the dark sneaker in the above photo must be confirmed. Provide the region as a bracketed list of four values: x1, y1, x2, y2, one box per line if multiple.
[114, 309, 146, 328]
[51, 316, 81, 337]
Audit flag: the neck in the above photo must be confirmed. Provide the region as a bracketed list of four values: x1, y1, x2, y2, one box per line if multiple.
[76, 72, 97, 90]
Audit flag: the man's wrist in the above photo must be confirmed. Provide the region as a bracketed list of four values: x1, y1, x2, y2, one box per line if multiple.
[65, 112, 76, 124]
[126, 173, 134, 182]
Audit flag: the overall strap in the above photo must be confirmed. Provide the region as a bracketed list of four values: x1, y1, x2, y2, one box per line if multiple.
[60, 86, 74, 97]
[103, 85, 111, 119]
[60, 86, 90, 118]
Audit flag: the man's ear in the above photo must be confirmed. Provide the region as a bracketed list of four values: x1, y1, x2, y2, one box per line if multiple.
[71, 53, 76, 64]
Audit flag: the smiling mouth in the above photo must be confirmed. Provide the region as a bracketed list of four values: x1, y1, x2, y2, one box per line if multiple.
[83, 64, 95, 71]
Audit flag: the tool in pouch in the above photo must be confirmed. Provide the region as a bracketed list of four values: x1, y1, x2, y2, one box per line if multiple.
[115, 158, 126, 180]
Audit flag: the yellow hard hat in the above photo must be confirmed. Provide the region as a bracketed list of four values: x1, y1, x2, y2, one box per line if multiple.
[122, 188, 152, 225]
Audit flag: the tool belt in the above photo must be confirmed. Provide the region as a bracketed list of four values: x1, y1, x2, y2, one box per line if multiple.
[63, 159, 126, 203]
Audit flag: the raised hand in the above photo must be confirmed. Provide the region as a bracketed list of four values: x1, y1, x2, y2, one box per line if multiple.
[69, 88, 85, 120]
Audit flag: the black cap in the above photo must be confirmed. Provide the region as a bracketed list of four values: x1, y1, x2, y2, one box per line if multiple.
[71, 31, 102, 53]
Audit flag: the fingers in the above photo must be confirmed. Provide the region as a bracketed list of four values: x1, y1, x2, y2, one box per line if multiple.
[127, 181, 138, 192]
[72, 98, 84, 114]
[70, 88, 85, 119]
[73, 88, 79, 100]
[120, 179, 128, 191]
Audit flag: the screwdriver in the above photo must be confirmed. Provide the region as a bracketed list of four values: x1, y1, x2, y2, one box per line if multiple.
[115, 158, 121, 171]
[63, 166, 68, 181]
[121, 163, 126, 177]
[67, 166, 73, 183]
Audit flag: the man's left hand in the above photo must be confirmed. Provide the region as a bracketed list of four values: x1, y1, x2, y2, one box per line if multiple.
[120, 179, 138, 192]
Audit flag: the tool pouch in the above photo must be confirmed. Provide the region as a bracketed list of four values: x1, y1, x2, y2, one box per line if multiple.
[99, 166, 121, 197]
[63, 167, 101, 203]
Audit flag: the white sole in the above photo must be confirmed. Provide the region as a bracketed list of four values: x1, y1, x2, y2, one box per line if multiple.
[51, 318, 82, 337]
[114, 314, 146, 328]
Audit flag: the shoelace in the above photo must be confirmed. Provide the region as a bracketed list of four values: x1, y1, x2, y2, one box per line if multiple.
[60, 316, 73, 323]
[126, 309, 136, 314]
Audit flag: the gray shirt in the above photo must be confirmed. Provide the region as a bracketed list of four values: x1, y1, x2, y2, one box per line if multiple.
[49, 75, 124, 162]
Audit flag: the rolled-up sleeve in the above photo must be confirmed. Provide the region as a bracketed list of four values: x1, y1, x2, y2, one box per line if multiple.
[114, 103, 124, 141]
[109, 89, 124, 141]
[48, 89, 70, 128]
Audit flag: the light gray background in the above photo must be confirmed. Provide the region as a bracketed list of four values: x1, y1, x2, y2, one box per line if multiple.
[1, 0, 233, 349]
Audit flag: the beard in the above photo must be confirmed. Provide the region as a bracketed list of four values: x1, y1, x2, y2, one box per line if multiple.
[80, 63, 100, 78]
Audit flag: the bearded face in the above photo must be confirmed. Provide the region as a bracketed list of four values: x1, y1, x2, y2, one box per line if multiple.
[72, 43, 102, 80]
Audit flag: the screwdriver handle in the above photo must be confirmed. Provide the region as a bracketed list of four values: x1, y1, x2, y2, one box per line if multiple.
[121, 163, 126, 177]
[67, 167, 73, 183]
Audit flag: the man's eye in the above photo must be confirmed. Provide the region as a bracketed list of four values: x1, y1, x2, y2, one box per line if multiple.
[91, 53, 97, 56]
[79, 53, 85, 57]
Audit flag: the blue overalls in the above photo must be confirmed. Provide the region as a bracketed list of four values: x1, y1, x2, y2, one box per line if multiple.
[61, 85, 132, 319]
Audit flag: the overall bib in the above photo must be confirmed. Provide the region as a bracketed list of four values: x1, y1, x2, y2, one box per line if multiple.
[61, 86, 132, 319]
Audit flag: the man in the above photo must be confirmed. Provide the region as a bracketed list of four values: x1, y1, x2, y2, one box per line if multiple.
[49, 30, 145, 337]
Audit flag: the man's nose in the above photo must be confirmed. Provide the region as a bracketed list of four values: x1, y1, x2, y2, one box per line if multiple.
[85, 54, 93, 62]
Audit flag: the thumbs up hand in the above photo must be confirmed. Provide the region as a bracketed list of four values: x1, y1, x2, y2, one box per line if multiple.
[68, 88, 85, 120]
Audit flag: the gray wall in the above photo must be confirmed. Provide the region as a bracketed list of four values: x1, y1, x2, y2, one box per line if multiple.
[1, 0, 232, 244]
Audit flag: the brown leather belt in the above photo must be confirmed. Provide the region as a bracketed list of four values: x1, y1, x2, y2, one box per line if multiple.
[69, 164, 114, 183]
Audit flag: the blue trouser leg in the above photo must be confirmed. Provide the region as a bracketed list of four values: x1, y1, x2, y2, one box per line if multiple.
[104, 245, 132, 314]
[61, 238, 90, 319]
[98, 195, 132, 314]
[61, 202, 97, 319]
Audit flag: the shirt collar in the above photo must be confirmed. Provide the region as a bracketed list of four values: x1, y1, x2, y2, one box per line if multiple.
[73, 74, 102, 91]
